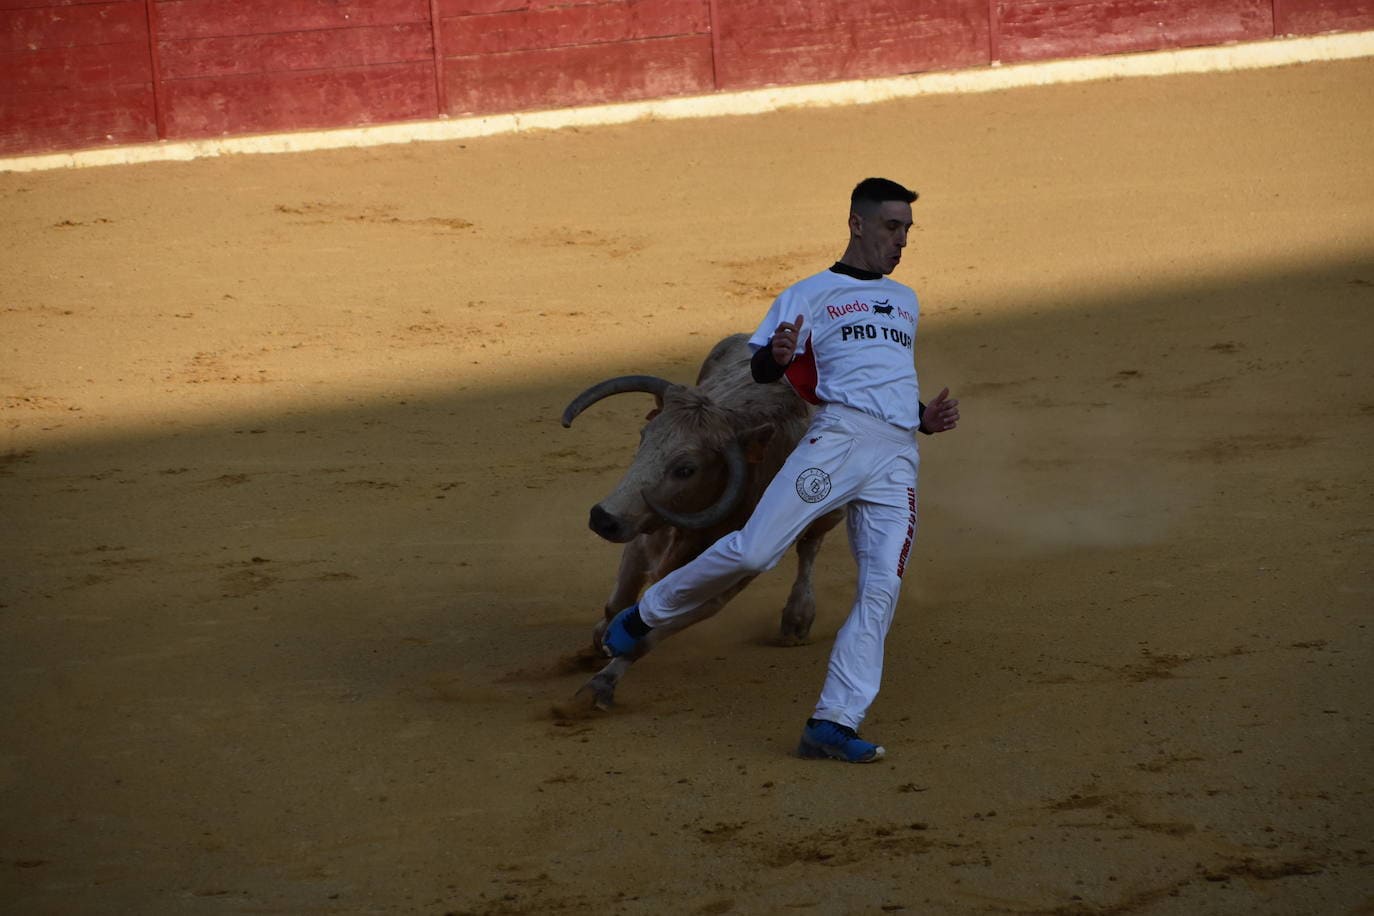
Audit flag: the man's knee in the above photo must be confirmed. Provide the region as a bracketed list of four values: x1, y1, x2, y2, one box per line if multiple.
[860, 570, 904, 610]
[734, 539, 788, 576]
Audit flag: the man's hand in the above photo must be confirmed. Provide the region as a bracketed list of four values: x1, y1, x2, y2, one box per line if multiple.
[920, 387, 960, 433]
[771, 314, 805, 366]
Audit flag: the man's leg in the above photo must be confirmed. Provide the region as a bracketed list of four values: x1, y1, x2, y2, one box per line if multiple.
[797, 486, 915, 763]
[638, 438, 856, 627]
[604, 428, 860, 654]
[813, 479, 918, 731]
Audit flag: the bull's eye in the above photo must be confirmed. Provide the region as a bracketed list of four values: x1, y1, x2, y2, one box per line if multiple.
[671, 464, 696, 480]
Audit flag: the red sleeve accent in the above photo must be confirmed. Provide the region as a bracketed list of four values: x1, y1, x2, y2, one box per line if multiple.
[784, 344, 820, 405]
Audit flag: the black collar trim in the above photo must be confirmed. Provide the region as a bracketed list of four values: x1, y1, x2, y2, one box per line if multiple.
[829, 261, 883, 281]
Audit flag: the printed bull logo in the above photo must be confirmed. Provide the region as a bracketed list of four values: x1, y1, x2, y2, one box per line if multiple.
[874, 299, 918, 323]
[829, 297, 914, 324]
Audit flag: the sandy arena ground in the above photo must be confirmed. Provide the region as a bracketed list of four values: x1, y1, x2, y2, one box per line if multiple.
[2, 57, 1372, 915]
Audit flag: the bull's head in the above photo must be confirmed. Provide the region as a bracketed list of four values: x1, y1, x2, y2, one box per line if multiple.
[562, 375, 762, 543]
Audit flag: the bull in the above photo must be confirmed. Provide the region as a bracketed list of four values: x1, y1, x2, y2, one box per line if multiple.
[560, 333, 843, 711]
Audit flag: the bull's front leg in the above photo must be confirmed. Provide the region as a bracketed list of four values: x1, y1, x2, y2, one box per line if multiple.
[588, 531, 663, 655]
[778, 509, 842, 646]
[570, 655, 635, 712]
[560, 532, 664, 715]
[565, 625, 660, 715]
[565, 574, 754, 716]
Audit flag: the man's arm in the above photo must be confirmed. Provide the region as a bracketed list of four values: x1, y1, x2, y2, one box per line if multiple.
[751, 344, 787, 383]
[751, 313, 806, 383]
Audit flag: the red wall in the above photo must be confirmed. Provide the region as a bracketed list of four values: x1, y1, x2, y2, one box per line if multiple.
[435, 0, 715, 114]
[1, 1, 158, 152]
[710, 0, 991, 90]
[995, 0, 1275, 62]
[1275, 0, 1374, 32]
[2, 0, 1371, 157]
[153, 0, 438, 139]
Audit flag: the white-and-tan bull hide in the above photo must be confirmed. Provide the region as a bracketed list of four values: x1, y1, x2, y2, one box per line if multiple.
[560, 334, 842, 711]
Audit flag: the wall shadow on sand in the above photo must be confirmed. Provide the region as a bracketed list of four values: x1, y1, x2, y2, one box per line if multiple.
[1, 251, 1371, 913]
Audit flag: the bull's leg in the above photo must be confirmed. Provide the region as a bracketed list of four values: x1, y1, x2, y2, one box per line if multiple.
[571, 656, 634, 711]
[569, 630, 659, 713]
[778, 538, 821, 646]
[779, 508, 843, 646]
[604, 535, 658, 618]
[563, 531, 666, 704]
[588, 532, 662, 655]
[568, 574, 754, 713]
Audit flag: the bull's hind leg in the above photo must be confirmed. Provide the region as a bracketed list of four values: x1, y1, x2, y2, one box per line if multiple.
[779, 508, 843, 646]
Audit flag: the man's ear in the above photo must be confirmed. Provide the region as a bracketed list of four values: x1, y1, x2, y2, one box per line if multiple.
[848, 210, 864, 237]
[645, 407, 661, 421]
[738, 423, 777, 464]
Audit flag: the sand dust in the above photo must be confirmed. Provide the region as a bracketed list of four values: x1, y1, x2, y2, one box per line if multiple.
[2, 58, 1372, 914]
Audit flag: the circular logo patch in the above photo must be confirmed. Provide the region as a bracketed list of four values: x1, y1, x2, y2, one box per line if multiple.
[795, 468, 832, 504]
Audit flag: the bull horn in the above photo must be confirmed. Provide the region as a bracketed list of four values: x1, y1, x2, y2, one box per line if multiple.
[645, 438, 748, 530]
[561, 375, 674, 428]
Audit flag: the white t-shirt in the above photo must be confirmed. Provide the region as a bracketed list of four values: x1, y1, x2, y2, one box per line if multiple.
[748, 265, 921, 430]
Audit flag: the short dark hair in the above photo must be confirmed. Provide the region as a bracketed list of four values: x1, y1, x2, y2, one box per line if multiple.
[851, 177, 918, 209]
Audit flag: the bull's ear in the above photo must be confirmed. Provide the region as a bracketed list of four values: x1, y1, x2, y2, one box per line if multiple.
[739, 423, 776, 464]
[645, 383, 680, 420]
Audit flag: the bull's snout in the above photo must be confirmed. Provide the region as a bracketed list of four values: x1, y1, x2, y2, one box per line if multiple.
[589, 504, 628, 542]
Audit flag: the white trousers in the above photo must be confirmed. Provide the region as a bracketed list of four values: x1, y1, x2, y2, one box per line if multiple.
[639, 403, 919, 730]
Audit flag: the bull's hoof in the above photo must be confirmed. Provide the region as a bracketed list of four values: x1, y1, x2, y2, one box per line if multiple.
[779, 604, 815, 646]
[565, 672, 618, 714]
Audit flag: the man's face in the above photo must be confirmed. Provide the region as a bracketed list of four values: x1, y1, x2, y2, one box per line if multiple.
[850, 200, 913, 275]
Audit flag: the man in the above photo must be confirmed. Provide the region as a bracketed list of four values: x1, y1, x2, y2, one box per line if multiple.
[602, 177, 959, 763]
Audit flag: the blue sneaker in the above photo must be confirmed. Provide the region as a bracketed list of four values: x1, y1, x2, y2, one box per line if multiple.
[602, 604, 652, 657]
[797, 718, 885, 763]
